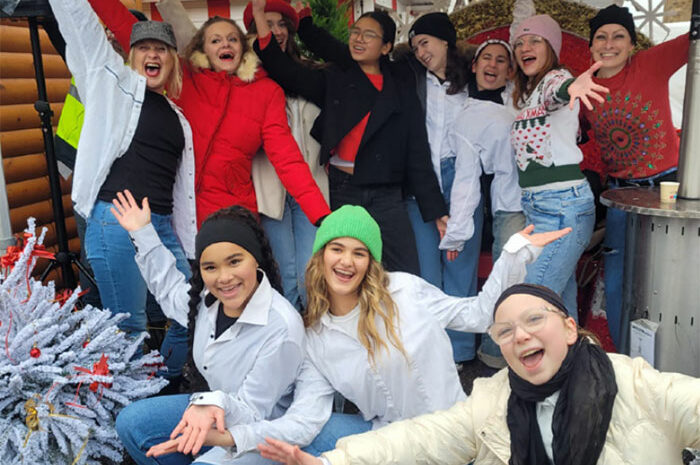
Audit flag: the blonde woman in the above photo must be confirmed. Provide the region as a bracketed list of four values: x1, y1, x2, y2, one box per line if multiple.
[146, 205, 569, 461]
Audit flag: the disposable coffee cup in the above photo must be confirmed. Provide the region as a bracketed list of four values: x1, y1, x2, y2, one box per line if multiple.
[659, 181, 679, 202]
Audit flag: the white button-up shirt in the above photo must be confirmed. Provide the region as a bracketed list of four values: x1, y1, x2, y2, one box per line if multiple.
[129, 224, 305, 465]
[228, 234, 541, 457]
[441, 98, 523, 252]
[51, 0, 197, 257]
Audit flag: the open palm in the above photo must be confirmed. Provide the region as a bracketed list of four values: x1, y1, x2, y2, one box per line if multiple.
[258, 438, 322, 465]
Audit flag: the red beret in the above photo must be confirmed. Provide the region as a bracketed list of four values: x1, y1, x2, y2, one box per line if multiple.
[243, 0, 299, 32]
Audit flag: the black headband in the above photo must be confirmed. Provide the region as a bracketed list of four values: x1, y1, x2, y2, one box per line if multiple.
[195, 217, 263, 264]
[493, 283, 568, 317]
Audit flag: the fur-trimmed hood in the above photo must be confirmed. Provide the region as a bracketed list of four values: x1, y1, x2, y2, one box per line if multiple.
[187, 37, 261, 82]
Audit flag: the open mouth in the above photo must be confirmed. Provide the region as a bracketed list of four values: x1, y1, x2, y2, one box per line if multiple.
[333, 268, 355, 283]
[519, 348, 544, 369]
[144, 63, 161, 77]
[219, 51, 235, 61]
[218, 282, 242, 298]
[352, 44, 366, 53]
[521, 56, 536, 66]
[483, 70, 497, 81]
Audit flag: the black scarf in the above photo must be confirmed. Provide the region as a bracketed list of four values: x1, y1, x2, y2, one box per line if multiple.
[507, 337, 618, 465]
[467, 79, 505, 105]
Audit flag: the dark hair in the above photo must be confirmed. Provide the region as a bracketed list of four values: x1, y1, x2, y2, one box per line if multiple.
[183, 205, 282, 391]
[512, 40, 562, 109]
[444, 43, 470, 95]
[357, 10, 396, 51]
[184, 16, 249, 69]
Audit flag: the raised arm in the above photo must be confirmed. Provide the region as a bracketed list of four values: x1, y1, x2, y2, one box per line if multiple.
[295, 11, 353, 68]
[111, 191, 191, 327]
[156, 0, 198, 54]
[260, 84, 331, 224]
[86, 0, 136, 53]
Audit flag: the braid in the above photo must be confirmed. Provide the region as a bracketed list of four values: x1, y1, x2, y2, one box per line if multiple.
[182, 267, 210, 393]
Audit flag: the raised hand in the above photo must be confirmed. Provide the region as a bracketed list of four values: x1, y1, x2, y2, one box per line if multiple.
[291, 1, 310, 13]
[568, 61, 609, 110]
[258, 437, 323, 465]
[167, 404, 227, 456]
[252, 0, 266, 14]
[110, 190, 151, 232]
[518, 224, 572, 247]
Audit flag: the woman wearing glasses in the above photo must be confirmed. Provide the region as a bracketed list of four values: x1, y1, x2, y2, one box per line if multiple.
[249, 0, 447, 275]
[260, 283, 700, 465]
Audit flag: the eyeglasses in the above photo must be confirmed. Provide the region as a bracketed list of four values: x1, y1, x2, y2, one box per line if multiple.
[349, 27, 382, 42]
[487, 307, 566, 345]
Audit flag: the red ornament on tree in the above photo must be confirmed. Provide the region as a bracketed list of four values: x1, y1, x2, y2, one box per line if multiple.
[30, 346, 41, 358]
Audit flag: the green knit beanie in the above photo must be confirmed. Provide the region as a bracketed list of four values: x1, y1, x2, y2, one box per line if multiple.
[312, 205, 382, 262]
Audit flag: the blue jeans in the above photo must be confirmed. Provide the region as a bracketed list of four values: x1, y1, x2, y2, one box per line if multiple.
[479, 210, 527, 364]
[521, 182, 595, 319]
[406, 157, 483, 362]
[261, 194, 317, 310]
[85, 201, 189, 375]
[302, 413, 372, 456]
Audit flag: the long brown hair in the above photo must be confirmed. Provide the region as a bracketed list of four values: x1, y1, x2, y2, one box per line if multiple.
[183, 16, 249, 70]
[512, 40, 560, 109]
[304, 249, 408, 366]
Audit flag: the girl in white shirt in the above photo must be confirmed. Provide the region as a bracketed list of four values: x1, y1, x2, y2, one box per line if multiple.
[147, 205, 570, 462]
[110, 191, 305, 465]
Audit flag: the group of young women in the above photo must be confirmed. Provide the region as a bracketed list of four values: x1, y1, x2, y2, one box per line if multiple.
[47, 0, 697, 462]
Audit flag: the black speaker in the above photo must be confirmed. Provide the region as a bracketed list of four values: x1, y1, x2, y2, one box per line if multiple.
[0, 0, 52, 18]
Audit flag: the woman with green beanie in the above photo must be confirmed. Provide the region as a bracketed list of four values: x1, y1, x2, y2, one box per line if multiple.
[146, 205, 569, 461]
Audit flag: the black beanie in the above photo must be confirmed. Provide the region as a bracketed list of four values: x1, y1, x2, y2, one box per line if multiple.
[409, 12, 457, 47]
[493, 283, 569, 318]
[358, 10, 396, 50]
[589, 4, 637, 45]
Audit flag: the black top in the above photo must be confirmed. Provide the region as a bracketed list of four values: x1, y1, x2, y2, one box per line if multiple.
[215, 303, 239, 339]
[253, 18, 447, 222]
[98, 90, 184, 215]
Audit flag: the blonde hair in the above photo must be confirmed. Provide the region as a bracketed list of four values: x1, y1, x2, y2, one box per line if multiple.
[304, 249, 408, 366]
[183, 16, 248, 71]
[128, 46, 182, 99]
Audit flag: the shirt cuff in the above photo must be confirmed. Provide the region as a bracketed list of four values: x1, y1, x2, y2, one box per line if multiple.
[228, 424, 255, 457]
[189, 390, 227, 410]
[129, 223, 160, 255]
[501, 232, 542, 263]
[298, 7, 312, 19]
[258, 32, 272, 50]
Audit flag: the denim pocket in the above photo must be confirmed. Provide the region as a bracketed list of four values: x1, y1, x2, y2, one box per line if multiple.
[575, 207, 596, 247]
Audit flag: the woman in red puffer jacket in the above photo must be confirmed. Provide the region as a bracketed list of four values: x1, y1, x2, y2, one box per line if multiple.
[88, 0, 330, 227]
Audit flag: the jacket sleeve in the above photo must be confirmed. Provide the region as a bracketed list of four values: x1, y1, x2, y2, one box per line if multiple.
[639, 32, 690, 80]
[624, 356, 700, 448]
[253, 38, 326, 107]
[404, 92, 448, 221]
[439, 127, 482, 251]
[129, 223, 191, 327]
[323, 397, 479, 465]
[86, 0, 135, 53]
[261, 83, 331, 224]
[297, 16, 354, 68]
[411, 234, 540, 333]
[227, 357, 335, 456]
[156, 0, 198, 53]
[541, 69, 575, 112]
[191, 335, 304, 435]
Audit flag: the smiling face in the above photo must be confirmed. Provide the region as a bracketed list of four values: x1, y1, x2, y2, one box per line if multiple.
[472, 43, 512, 91]
[411, 33, 448, 79]
[495, 294, 577, 385]
[590, 23, 635, 78]
[130, 39, 174, 94]
[348, 17, 391, 72]
[203, 20, 244, 74]
[265, 11, 290, 52]
[513, 34, 553, 78]
[200, 242, 259, 317]
[322, 237, 371, 314]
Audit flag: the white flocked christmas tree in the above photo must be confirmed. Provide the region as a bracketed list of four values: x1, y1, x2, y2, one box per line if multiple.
[0, 219, 168, 464]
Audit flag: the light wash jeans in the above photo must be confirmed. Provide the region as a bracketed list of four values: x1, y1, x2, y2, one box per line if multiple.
[85, 201, 189, 376]
[478, 210, 527, 365]
[521, 182, 595, 319]
[302, 413, 372, 456]
[406, 157, 483, 362]
[261, 194, 317, 310]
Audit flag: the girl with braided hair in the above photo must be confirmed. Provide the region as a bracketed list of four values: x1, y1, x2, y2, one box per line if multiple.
[110, 190, 304, 465]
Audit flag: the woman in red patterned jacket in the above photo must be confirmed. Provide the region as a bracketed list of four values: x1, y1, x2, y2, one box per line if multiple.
[88, 0, 330, 228]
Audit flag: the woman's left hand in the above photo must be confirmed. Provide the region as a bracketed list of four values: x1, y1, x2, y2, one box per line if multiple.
[518, 224, 571, 247]
[568, 61, 609, 110]
[259, 438, 322, 465]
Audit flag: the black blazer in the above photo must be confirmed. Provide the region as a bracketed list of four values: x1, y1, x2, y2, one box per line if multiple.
[253, 17, 447, 221]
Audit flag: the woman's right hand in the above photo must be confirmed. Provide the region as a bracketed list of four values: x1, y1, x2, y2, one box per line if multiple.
[258, 437, 323, 465]
[110, 190, 151, 232]
[168, 404, 227, 455]
[292, 1, 310, 13]
[252, 0, 266, 15]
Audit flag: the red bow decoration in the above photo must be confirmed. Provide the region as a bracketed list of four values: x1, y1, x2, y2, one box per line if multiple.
[74, 354, 112, 393]
[1, 233, 55, 297]
[54, 289, 89, 308]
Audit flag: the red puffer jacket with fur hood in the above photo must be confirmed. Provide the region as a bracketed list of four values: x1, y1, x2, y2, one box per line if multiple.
[87, 0, 330, 227]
